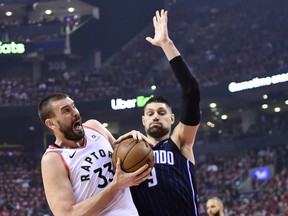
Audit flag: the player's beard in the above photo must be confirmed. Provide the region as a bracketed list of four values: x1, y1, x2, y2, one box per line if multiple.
[146, 126, 169, 139]
[57, 120, 85, 141]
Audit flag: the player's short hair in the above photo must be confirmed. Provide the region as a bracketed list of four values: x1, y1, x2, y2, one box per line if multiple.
[207, 196, 224, 208]
[144, 95, 172, 111]
[38, 93, 68, 123]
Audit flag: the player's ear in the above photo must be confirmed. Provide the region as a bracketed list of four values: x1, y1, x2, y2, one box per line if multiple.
[142, 115, 147, 126]
[45, 118, 56, 130]
[170, 113, 175, 124]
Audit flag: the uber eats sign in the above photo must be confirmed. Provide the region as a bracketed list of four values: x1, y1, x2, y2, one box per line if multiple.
[111, 95, 153, 110]
[0, 41, 25, 54]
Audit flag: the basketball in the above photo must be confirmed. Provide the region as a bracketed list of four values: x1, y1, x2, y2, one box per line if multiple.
[112, 137, 154, 173]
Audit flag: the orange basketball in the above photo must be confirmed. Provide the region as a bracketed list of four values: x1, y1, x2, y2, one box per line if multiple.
[112, 137, 154, 173]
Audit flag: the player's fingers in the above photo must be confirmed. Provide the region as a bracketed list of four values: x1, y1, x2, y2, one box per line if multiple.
[153, 15, 157, 27]
[127, 130, 137, 140]
[113, 136, 124, 144]
[160, 9, 165, 17]
[163, 10, 167, 22]
[146, 37, 153, 44]
[136, 131, 144, 140]
[114, 130, 137, 143]
[132, 164, 149, 176]
[155, 10, 160, 22]
[135, 168, 151, 184]
[115, 157, 122, 171]
[139, 168, 152, 177]
[144, 137, 151, 144]
[131, 130, 145, 140]
[135, 131, 140, 140]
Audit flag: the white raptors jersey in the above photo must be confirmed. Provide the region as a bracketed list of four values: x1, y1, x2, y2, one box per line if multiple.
[44, 126, 138, 216]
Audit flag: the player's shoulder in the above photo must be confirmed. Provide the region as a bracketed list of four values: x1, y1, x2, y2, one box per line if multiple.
[41, 151, 63, 168]
[83, 119, 112, 141]
[83, 119, 104, 129]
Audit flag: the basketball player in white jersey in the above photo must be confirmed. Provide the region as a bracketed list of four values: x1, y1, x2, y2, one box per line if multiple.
[38, 93, 151, 216]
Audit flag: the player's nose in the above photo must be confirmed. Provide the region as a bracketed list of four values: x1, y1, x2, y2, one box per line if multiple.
[73, 109, 80, 118]
[153, 114, 159, 120]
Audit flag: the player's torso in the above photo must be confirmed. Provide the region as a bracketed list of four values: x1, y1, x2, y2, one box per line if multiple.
[130, 138, 199, 216]
[45, 126, 138, 216]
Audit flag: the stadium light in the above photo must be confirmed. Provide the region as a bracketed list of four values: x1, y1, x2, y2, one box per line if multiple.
[68, 7, 75, 13]
[45, 9, 52, 15]
[261, 104, 268, 109]
[5, 11, 12, 16]
[274, 107, 281, 112]
[221, 115, 228, 120]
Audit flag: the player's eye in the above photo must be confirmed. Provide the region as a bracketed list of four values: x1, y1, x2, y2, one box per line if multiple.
[63, 108, 70, 113]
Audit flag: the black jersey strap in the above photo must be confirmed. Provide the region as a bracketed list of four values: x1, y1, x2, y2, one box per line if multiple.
[169, 55, 201, 126]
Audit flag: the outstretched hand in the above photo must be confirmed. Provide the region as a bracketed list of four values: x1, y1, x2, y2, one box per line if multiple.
[146, 9, 170, 47]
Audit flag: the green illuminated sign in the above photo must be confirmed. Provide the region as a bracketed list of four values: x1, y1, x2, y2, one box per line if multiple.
[111, 95, 153, 110]
[136, 95, 153, 107]
[0, 41, 25, 54]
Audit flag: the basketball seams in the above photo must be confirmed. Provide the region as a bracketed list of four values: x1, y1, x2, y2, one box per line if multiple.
[113, 138, 136, 164]
[112, 137, 154, 173]
[112, 144, 119, 169]
[121, 139, 138, 168]
[124, 147, 153, 172]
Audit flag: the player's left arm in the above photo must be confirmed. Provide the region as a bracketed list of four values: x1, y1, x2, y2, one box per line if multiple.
[170, 56, 201, 164]
[148, 10, 201, 164]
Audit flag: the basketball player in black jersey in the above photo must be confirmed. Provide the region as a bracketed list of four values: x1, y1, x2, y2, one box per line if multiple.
[115, 9, 201, 216]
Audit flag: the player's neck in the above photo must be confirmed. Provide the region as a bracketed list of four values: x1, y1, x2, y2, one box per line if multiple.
[148, 135, 169, 146]
[55, 137, 84, 149]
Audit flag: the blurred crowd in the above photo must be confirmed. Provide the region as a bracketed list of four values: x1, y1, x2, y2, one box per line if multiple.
[195, 111, 288, 145]
[1, 0, 288, 106]
[196, 141, 288, 216]
[0, 155, 50, 216]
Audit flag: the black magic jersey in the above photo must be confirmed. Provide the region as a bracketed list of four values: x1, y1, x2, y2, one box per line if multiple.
[130, 138, 199, 216]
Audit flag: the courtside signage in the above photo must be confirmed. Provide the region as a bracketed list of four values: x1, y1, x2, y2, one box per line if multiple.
[0, 41, 25, 54]
[111, 95, 153, 110]
[228, 72, 288, 92]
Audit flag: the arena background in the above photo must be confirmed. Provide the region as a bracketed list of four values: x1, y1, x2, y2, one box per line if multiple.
[0, 0, 287, 215]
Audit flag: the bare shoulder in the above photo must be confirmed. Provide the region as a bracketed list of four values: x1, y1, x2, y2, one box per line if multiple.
[42, 151, 60, 163]
[83, 119, 103, 128]
[83, 119, 115, 143]
[83, 119, 108, 133]
[41, 152, 68, 187]
[41, 152, 64, 170]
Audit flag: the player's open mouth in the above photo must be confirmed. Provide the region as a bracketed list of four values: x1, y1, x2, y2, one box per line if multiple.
[73, 120, 82, 130]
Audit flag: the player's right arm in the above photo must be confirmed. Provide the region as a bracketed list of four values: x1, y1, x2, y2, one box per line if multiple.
[42, 152, 150, 216]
